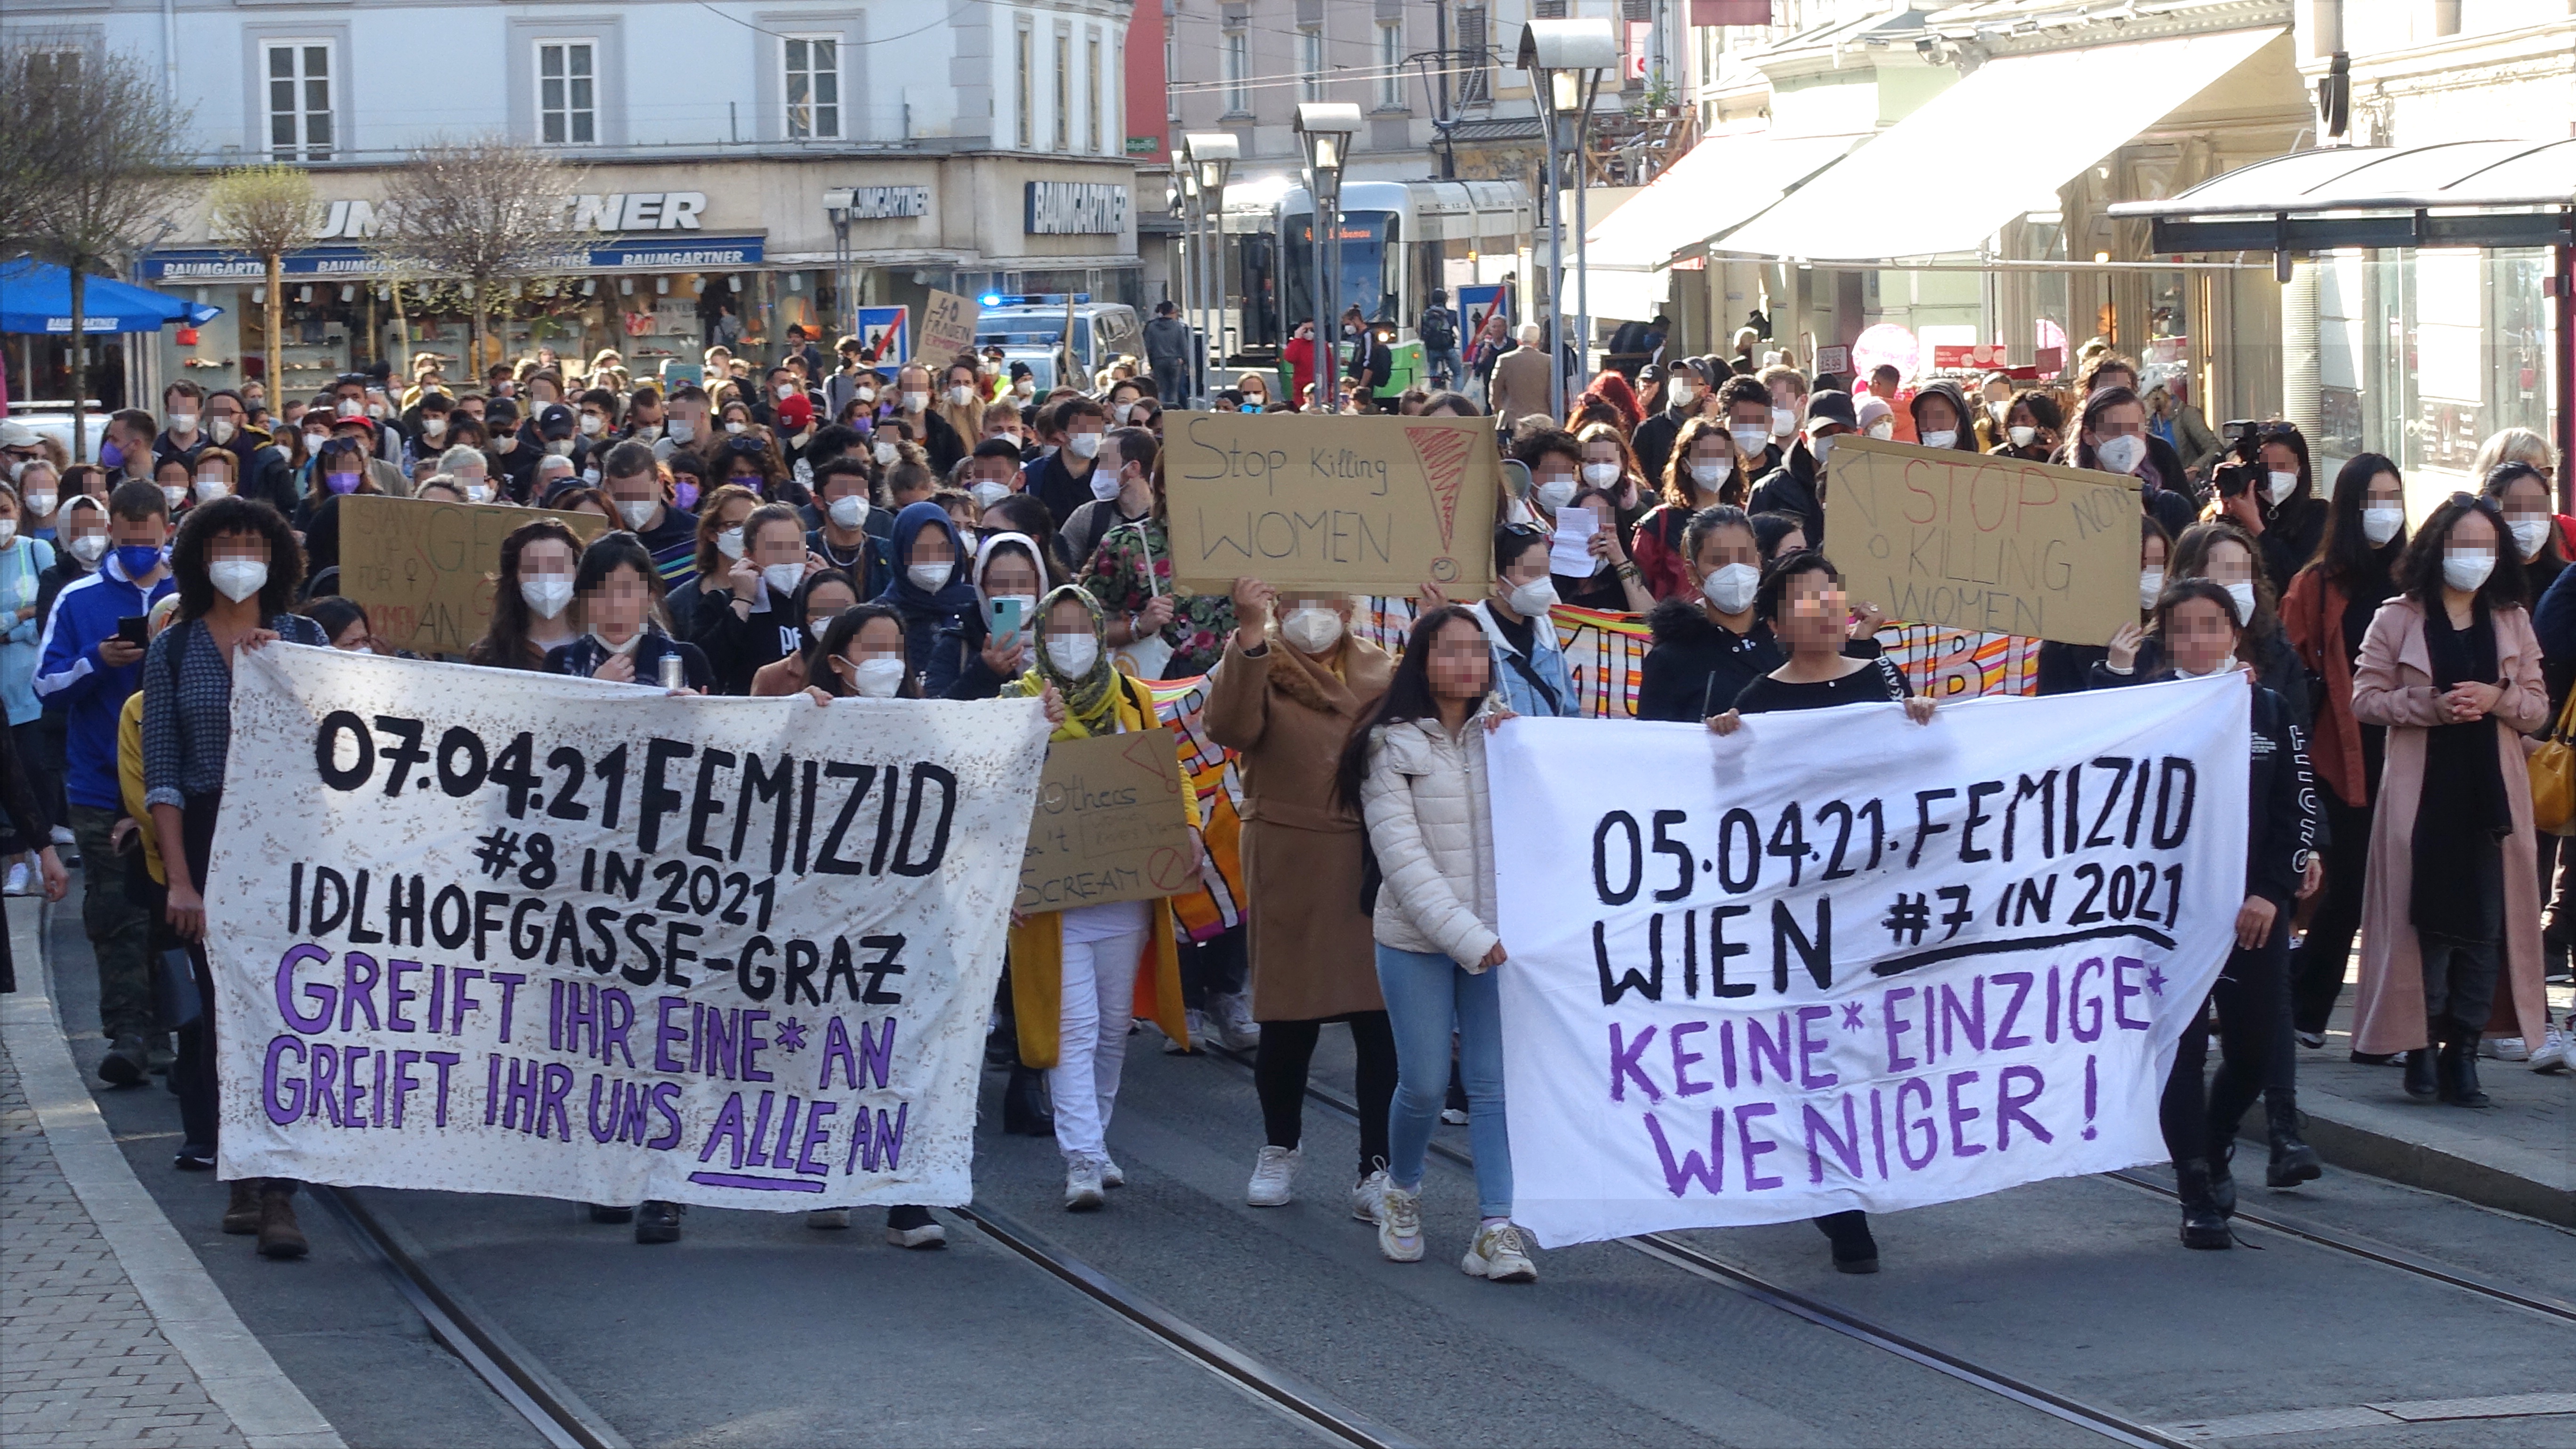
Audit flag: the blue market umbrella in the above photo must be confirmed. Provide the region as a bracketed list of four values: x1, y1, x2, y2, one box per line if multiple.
[0, 255, 224, 334]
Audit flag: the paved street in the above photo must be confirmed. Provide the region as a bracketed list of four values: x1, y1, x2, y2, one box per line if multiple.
[10, 888, 2573, 1449]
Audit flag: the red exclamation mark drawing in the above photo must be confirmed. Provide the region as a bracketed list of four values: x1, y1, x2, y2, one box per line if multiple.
[1403, 425, 1474, 584]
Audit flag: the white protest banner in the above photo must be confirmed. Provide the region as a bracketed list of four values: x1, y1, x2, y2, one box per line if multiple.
[1489, 676, 2246, 1247]
[207, 647, 1050, 1210]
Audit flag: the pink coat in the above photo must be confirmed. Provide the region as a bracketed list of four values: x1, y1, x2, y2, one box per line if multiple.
[2347, 597, 2553, 1053]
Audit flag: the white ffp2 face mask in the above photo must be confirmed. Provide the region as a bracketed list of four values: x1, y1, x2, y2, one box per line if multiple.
[616, 500, 656, 529]
[2008, 426, 2037, 449]
[1506, 576, 1557, 618]
[1701, 562, 1759, 615]
[2360, 506, 2405, 547]
[907, 561, 953, 592]
[1690, 461, 1730, 490]
[2094, 435, 2145, 475]
[2266, 469, 2299, 505]
[2224, 580, 2258, 627]
[2138, 568, 2165, 611]
[2443, 548, 2496, 593]
[1045, 634, 1099, 676]
[520, 576, 574, 619]
[1730, 426, 1770, 457]
[1920, 429, 1957, 450]
[828, 494, 869, 530]
[208, 558, 267, 603]
[1281, 606, 1344, 653]
[2509, 518, 2551, 560]
[848, 656, 907, 698]
[764, 562, 806, 596]
[1581, 462, 1620, 488]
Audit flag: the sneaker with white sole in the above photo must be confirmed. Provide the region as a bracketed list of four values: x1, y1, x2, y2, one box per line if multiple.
[1439, 1106, 1470, 1126]
[885, 1205, 947, 1248]
[1377, 1185, 1424, 1262]
[1064, 1157, 1106, 1211]
[1462, 1221, 1538, 1283]
[1350, 1168, 1391, 1224]
[805, 1208, 852, 1229]
[2530, 1026, 2571, 1074]
[2483, 1036, 2531, 1063]
[1247, 1145, 1299, 1207]
[1160, 1009, 1214, 1055]
[1209, 993, 1262, 1051]
[2295, 1030, 2326, 1049]
[1101, 1158, 1125, 1188]
[48, 825, 73, 847]
[2, 862, 27, 896]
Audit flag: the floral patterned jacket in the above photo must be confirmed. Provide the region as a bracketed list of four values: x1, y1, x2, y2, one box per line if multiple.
[1079, 515, 1237, 678]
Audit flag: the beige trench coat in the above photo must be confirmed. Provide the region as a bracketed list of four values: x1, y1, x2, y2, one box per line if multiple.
[2347, 596, 2552, 1053]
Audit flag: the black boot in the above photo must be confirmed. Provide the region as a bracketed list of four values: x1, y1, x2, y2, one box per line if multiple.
[634, 1199, 685, 1243]
[2205, 1137, 2238, 1218]
[2172, 1160, 2232, 1250]
[2436, 1033, 2492, 1108]
[1002, 1064, 1055, 1137]
[2264, 1095, 2323, 1186]
[1811, 1210, 1878, 1274]
[2401, 1047, 2437, 1098]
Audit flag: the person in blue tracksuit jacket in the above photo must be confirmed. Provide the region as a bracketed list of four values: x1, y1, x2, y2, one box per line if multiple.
[32, 480, 177, 1086]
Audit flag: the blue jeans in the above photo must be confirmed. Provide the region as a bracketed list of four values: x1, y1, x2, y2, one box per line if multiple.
[1423, 346, 1465, 389]
[1376, 943, 1511, 1217]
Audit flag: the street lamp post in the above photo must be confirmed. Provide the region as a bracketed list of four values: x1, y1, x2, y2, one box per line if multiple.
[1178, 165, 1203, 402]
[1295, 103, 1361, 410]
[1520, 19, 1618, 407]
[1183, 132, 1240, 407]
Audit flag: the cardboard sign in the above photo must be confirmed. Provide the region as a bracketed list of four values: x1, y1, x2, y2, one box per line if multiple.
[336, 494, 610, 657]
[1019, 729, 1196, 913]
[1162, 411, 1501, 594]
[917, 290, 979, 364]
[1827, 435, 2139, 647]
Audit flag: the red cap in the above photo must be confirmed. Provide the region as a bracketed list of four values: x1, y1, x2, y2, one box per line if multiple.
[776, 393, 814, 431]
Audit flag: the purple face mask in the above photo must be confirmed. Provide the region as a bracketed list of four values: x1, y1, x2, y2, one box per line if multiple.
[325, 471, 362, 495]
[99, 440, 125, 470]
[671, 479, 700, 511]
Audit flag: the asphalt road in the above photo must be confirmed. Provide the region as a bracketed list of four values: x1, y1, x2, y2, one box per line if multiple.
[48, 902, 2576, 1449]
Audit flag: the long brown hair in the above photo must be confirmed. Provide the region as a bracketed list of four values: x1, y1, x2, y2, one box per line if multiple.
[468, 517, 583, 668]
[1659, 415, 1745, 510]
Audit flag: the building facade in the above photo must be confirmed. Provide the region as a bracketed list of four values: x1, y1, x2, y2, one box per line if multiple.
[0, 0, 1141, 397]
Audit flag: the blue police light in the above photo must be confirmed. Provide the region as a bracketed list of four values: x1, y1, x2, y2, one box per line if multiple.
[980, 293, 1005, 306]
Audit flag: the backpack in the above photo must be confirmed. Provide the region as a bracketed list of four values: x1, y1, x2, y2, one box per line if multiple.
[1420, 307, 1457, 351]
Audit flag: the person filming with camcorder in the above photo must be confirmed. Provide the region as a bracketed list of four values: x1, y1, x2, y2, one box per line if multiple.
[2215, 419, 2327, 596]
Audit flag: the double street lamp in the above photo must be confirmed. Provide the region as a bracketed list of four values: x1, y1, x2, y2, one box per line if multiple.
[1295, 102, 1361, 404]
[1182, 132, 1239, 406]
[1520, 18, 1618, 410]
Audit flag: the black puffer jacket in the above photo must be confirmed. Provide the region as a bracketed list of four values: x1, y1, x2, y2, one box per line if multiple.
[1637, 599, 1783, 723]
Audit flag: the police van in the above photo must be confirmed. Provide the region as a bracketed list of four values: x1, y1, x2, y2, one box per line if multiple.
[973, 294, 1141, 394]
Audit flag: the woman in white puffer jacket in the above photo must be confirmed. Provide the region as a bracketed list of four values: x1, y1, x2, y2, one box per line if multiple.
[1333, 604, 1533, 1285]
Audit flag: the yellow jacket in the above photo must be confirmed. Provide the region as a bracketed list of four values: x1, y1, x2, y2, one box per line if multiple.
[115, 692, 166, 886]
[1006, 671, 1199, 1066]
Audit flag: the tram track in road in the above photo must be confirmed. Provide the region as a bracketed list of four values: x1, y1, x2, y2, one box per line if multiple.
[314, 1185, 632, 1449]
[1201, 1046, 2191, 1449]
[950, 1201, 1423, 1449]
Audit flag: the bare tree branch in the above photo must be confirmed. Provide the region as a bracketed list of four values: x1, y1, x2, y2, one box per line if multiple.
[205, 165, 317, 402]
[371, 134, 586, 373]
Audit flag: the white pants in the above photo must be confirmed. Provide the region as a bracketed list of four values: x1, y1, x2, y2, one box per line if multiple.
[1050, 928, 1149, 1163]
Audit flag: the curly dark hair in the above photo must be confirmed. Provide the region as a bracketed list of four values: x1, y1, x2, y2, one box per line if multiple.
[170, 495, 304, 622]
[2400, 491, 2528, 613]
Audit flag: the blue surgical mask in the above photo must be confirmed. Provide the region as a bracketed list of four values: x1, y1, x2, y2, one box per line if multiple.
[113, 544, 162, 579]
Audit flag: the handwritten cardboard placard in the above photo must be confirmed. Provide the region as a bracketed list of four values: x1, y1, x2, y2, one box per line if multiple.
[337, 494, 609, 657]
[1163, 411, 1500, 594]
[1828, 435, 2139, 647]
[1019, 729, 1195, 913]
[917, 289, 980, 364]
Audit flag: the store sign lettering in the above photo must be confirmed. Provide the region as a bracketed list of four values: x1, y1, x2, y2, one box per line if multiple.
[276, 194, 712, 242]
[831, 186, 931, 220]
[1023, 181, 1129, 236]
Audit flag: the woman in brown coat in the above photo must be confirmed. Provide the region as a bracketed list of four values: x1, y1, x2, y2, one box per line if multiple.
[2350, 493, 2552, 1105]
[1205, 578, 1400, 1219]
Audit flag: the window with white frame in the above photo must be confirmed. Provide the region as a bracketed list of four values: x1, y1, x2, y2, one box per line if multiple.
[784, 35, 840, 140]
[1377, 20, 1403, 108]
[1016, 23, 1034, 147]
[1086, 32, 1102, 153]
[1164, 33, 1180, 121]
[263, 41, 333, 161]
[1223, 28, 1249, 114]
[1300, 26, 1323, 100]
[536, 39, 596, 145]
[1053, 31, 1070, 150]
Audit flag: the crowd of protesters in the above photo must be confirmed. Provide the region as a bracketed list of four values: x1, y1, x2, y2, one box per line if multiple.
[0, 308, 2563, 1279]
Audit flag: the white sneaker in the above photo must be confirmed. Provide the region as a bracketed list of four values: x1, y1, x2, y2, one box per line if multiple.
[2483, 1036, 2531, 1063]
[1209, 993, 1262, 1051]
[2, 862, 28, 896]
[1064, 1157, 1105, 1211]
[2529, 1026, 2571, 1074]
[1349, 1168, 1392, 1224]
[805, 1208, 851, 1229]
[1247, 1145, 1299, 1207]
[48, 825, 73, 847]
[1377, 1185, 1424, 1262]
[1462, 1221, 1538, 1283]
[1160, 1009, 1213, 1054]
[1101, 1157, 1125, 1189]
[1439, 1106, 1470, 1126]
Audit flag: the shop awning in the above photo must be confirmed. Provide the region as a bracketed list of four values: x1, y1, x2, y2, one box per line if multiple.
[1565, 266, 1670, 324]
[1582, 127, 1867, 270]
[2106, 138, 2576, 252]
[1713, 27, 2286, 263]
[0, 256, 222, 334]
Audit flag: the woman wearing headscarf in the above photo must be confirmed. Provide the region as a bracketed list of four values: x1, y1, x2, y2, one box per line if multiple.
[925, 531, 1046, 700]
[1003, 586, 1200, 1210]
[1204, 577, 1399, 1218]
[874, 500, 981, 685]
